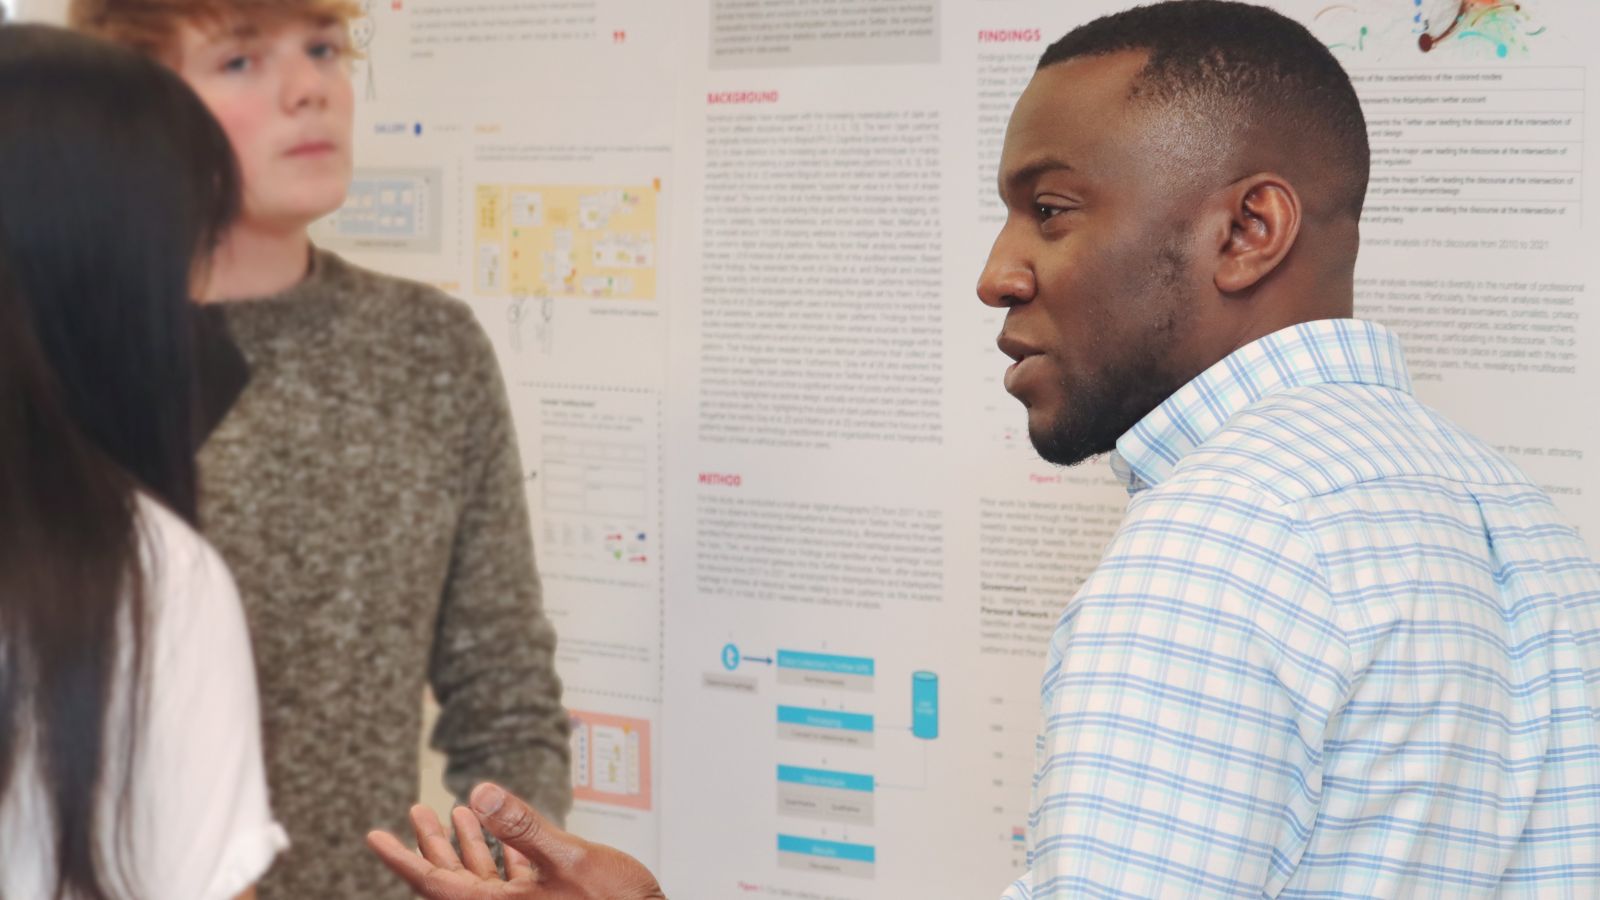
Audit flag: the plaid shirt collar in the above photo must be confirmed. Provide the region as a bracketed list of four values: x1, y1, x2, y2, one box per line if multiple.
[1109, 318, 1414, 494]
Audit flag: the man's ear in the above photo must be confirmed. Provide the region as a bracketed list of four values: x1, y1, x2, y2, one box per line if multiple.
[1212, 173, 1301, 295]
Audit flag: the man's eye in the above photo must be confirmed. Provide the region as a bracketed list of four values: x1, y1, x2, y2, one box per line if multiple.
[222, 55, 252, 73]
[309, 41, 346, 61]
[1035, 204, 1070, 221]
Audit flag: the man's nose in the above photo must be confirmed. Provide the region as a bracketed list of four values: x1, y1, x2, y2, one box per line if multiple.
[282, 52, 331, 112]
[977, 239, 1036, 309]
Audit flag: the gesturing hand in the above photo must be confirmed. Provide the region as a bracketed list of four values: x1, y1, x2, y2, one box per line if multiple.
[367, 783, 667, 900]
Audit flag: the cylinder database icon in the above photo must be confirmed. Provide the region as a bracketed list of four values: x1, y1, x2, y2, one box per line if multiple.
[912, 671, 939, 740]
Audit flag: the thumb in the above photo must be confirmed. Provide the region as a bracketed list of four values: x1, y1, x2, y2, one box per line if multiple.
[469, 782, 573, 867]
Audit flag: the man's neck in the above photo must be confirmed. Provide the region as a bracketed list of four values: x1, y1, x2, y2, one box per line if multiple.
[203, 221, 314, 302]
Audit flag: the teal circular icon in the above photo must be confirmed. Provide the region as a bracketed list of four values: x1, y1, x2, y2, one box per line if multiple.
[721, 643, 740, 671]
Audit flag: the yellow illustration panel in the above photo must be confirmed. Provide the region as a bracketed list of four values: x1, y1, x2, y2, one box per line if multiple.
[474, 183, 658, 301]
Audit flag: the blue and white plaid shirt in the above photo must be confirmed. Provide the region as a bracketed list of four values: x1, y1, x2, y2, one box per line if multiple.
[1005, 319, 1600, 898]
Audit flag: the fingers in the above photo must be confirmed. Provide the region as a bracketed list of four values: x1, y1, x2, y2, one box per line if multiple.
[451, 805, 500, 879]
[469, 782, 567, 868]
[503, 842, 537, 882]
[410, 804, 466, 872]
[365, 829, 440, 895]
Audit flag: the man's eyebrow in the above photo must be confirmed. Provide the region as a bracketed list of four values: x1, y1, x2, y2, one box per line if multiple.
[999, 156, 1076, 200]
[208, 22, 261, 43]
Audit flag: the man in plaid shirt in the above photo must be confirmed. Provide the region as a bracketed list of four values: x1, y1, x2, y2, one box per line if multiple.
[984, 3, 1600, 897]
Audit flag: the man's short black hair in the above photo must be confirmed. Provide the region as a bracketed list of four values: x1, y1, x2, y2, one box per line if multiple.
[1039, 0, 1370, 218]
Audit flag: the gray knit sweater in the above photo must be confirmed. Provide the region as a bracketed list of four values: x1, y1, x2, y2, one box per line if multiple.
[197, 250, 570, 900]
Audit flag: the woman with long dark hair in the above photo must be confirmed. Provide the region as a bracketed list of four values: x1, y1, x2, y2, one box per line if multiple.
[0, 24, 282, 900]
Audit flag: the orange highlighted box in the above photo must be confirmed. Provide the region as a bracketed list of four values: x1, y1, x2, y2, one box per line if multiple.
[569, 710, 652, 811]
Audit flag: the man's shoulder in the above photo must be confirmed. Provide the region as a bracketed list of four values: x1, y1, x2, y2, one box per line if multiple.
[1172, 381, 1530, 504]
[318, 250, 492, 357]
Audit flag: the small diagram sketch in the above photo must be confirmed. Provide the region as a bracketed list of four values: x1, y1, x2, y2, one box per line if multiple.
[507, 292, 557, 356]
[537, 296, 554, 354]
[569, 709, 652, 811]
[540, 434, 650, 566]
[474, 182, 660, 300]
[352, 0, 378, 101]
[527, 386, 658, 571]
[310, 167, 443, 253]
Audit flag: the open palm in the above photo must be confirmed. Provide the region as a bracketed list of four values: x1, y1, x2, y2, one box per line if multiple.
[367, 784, 666, 900]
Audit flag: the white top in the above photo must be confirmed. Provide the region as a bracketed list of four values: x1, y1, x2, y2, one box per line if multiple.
[0, 495, 287, 899]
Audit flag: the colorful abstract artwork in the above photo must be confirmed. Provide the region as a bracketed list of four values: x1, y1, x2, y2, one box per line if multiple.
[1314, 1, 1544, 59]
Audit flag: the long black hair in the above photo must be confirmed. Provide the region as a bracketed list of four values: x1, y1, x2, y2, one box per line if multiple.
[0, 24, 240, 900]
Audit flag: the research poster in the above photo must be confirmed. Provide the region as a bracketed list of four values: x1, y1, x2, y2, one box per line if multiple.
[22, 0, 1596, 896]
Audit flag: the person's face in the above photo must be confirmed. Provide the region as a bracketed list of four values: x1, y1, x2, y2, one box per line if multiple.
[174, 16, 354, 232]
[979, 52, 1214, 467]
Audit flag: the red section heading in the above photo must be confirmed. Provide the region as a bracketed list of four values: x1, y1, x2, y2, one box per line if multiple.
[707, 90, 779, 105]
[699, 472, 743, 487]
[978, 28, 1042, 43]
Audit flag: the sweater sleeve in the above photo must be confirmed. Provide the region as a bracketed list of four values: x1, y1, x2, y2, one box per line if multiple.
[426, 315, 573, 823]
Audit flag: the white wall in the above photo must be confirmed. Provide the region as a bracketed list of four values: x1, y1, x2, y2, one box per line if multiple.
[15, 0, 67, 24]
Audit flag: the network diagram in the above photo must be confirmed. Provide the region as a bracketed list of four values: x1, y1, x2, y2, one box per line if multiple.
[716, 642, 940, 880]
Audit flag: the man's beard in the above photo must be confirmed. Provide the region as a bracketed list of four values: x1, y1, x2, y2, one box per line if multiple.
[1029, 239, 1196, 467]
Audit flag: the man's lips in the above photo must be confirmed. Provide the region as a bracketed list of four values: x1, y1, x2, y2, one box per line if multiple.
[996, 334, 1040, 364]
[997, 334, 1046, 395]
[286, 140, 337, 157]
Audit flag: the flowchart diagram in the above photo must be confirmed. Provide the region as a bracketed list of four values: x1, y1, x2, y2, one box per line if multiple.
[712, 644, 939, 880]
